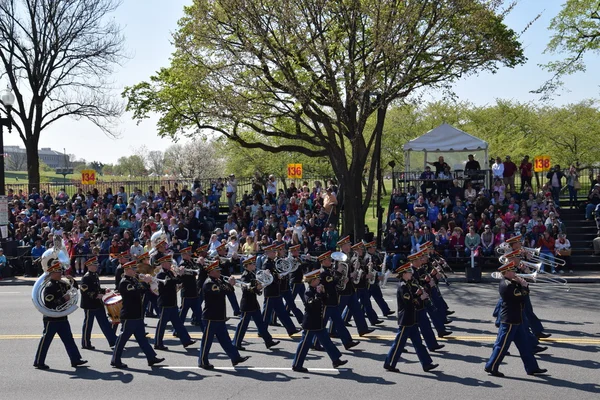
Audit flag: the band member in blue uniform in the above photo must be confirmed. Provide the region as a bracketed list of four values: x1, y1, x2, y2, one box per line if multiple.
[193, 244, 210, 326]
[113, 250, 130, 291]
[177, 246, 202, 329]
[283, 244, 305, 323]
[111, 261, 165, 369]
[80, 256, 117, 350]
[261, 244, 301, 336]
[334, 236, 373, 336]
[153, 254, 196, 351]
[420, 242, 452, 318]
[364, 241, 394, 317]
[232, 256, 280, 350]
[344, 242, 383, 326]
[215, 242, 241, 316]
[137, 251, 159, 318]
[485, 261, 547, 377]
[289, 244, 308, 309]
[34, 261, 88, 369]
[315, 251, 359, 350]
[198, 260, 250, 369]
[384, 262, 439, 373]
[292, 269, 349, 373]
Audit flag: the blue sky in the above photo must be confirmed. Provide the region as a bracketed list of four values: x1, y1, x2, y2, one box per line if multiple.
[4, 0, 598, 164]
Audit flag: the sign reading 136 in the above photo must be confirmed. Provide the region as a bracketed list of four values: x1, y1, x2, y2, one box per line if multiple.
[287, 163, 303, 179]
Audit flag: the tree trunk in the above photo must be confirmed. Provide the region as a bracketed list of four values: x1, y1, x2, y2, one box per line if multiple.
[25, 136, 40, 193]
[339, 170, 367, 241]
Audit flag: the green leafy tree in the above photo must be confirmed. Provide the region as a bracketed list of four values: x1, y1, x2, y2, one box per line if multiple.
[537, 0, 600, 97]
[89, 161, 105, 175]
[124, 0, 525, 239]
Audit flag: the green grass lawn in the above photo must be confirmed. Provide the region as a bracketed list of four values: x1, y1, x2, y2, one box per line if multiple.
[364, 179, 393, 233]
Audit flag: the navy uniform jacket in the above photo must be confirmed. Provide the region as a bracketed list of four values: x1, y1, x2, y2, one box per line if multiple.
[80, 272, 106, 309]
[240, 270, 261, 312]
[396, 279, 419, 327]
[179, 259, 199, 298]
[114, 265, 124, 291]
[43, 280, 70, 321]
[150, 251, 166, 267]
[263, 258, 281, 298]
[156, 269, 181, 308]
[338, 252, 355, 295]
[499, 278, 528, 325]
[351, 254, 368, 289]
[118, 275, 145, 320]
[197, 266, 208, 294]
[319, 267, 339, 306]
[302, 286, 326, 330]
[202, 277, 234, 321]
[290, 258, 306, 284]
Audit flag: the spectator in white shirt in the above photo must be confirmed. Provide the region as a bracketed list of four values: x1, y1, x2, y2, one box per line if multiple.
[266, 174, 277, 195]
[130, 238, 144, 258]
[492, 157, 504, 180]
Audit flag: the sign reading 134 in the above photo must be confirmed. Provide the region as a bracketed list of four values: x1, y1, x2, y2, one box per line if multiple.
[81, 169, 97, 185]
[287, 163, 303, 179]
[533, 156, 551, 173]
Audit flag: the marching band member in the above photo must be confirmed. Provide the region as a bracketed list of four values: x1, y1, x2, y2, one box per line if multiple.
[232, 256, 280, 350]
[177, 246, 202, 328]
[80, 256, 117, 350]
[261, 244, 301, 336]
[364, 241, 394, 317]
[345, 242, 383, 326]
[138, 251, 159, 318]
[153, 254, 197, 351]
[333, 236, 373, 336]
[113, 250, 130, 291]
[421, 242, 454, 317]
[111, 260, 165, 369]
[215, 242, 241, 316]
[419, 244, 452, 324]
[198, 260, 250, 369]
[34, 261, 88, 370]
[286, 244, 307, 321]
[406, 252, 446, 351]
[384, 262, 439, 373]
[277, 243, 303, 324]
[194, 244, 210, 326]
[485, 261, 547, 377]
[292, 269, 349, 373]
[316, 251, 359, 350]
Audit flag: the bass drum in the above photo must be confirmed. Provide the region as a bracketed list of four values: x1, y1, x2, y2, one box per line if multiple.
[102, 292, 123, 325]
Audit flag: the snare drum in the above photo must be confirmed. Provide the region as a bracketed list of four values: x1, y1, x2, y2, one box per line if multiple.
[102, 292, 123, 325]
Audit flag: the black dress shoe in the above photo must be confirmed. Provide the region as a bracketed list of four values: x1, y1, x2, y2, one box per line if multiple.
[266, 340, 280, 349]
[359, 328, 375, 337]
[444, 319, 453, 325]
[344, 322, 352, 327]
[430, 344, 445, 352]
[536, 332, 552, 339]
[34, 363, 50, 370]
[384, 365, 400, 373]
[292, 366, 309, 373]
[236, 345, 246, 351]
[233, 311, 241, 317]
[423, 363, 439, 372]
[148, 357, 165, 366]
[71, 359, 88, 367]
[183, 340, 197, 348]
[288, 328, 302, 337]
[384, 310, 395, 316]
[446, 310, 455, 316]
[232, 356, 250, 366]
[438, 331, 453, 338]
[332, 359, 348, 368]
[533, 346, 548, 354]
[372, 319, 384, 325]
[344, 341, 360, 350]
[111, 362, 128, 369]
[527, 368, 548, 376]
[81, 345, 96, 350]
[311, 345, 324, 352]
[154, 345, 169, 351]
[484, 367, 504, 377]
[199, 364, 214, 370]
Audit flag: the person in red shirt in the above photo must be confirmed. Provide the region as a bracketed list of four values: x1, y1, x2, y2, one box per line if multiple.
[537, 231, 556, 273]
[503, 156, 518, 194]
[519, 156, 533, 192]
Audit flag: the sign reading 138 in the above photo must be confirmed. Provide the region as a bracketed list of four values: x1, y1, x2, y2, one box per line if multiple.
[533, 156, 551, 172]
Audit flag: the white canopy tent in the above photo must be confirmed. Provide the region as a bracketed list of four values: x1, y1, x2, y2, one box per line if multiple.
[402, 123, 489, 187]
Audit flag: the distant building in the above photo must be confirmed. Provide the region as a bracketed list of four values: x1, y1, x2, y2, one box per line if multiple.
[4, 146, 66, 170]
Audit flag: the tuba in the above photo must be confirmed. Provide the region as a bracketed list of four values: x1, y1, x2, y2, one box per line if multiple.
[332, 252, 349, 291]
[31, 237, 79, 318]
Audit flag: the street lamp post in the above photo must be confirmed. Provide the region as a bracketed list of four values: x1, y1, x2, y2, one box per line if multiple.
[0, 89, 16, 196]
[388, 160, 396, 190]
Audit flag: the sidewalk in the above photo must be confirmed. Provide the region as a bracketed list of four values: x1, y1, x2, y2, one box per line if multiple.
[2, 270, 600, 286]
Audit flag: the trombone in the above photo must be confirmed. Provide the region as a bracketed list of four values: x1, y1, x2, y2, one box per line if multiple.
[522, 246, 566, 267]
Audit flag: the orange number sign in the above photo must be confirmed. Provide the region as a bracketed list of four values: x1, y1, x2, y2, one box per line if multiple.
[287, 164, 303, 179]
[81, 170, 96, 185]
[533, 156, 551, 172]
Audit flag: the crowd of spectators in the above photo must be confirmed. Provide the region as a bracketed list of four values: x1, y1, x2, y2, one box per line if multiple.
[384, 155, 576, 274]
[0, 176, 345, 279]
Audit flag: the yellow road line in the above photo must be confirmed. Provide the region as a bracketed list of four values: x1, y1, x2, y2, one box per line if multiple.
[1, 333, 599, 344]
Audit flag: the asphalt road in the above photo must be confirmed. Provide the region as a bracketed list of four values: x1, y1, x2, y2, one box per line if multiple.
[1, 282, 599, 400]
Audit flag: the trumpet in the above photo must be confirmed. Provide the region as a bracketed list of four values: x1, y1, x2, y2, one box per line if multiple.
[221, 275, 249, 288]
[301, 254, 319, 263]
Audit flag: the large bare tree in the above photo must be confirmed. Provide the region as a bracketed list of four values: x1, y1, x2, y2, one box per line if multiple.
[125, 0, 526, 239]
[0, 0, 126, 190]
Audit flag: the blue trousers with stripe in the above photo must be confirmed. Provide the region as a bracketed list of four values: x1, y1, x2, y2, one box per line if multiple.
[262, 296, 298, 335]
[199, 319, 241, 366]
[485, 322, 539, 374]
[417, 309, 440, 350]
[316, 305, 353, 348]
[233, 309, 274, 347]
[34, 319, 82, 365]
[179, 297, 203, 329]
[293, 329, 342, 369]
[81, 308, 117, 347]
[111, 319, 157, 365]
[154, 306, 192, 347]
[337, 293, 369, 334]
[369, 283, 391, 315]
[285, 286, 305, 324]
[384, 324, 432, 369]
